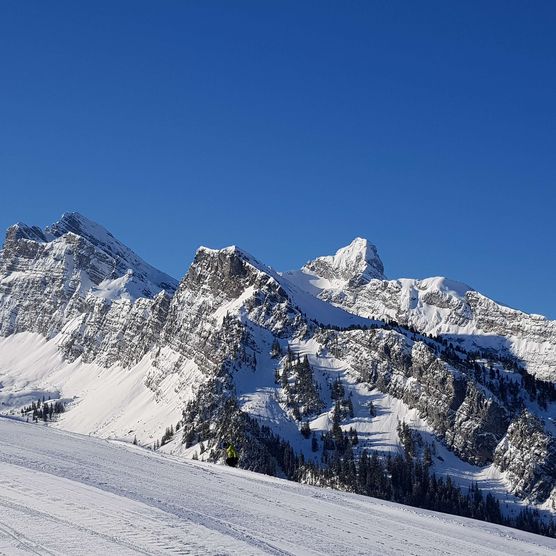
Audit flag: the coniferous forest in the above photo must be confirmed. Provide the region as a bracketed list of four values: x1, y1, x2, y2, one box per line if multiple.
[179, 364, 556, 540]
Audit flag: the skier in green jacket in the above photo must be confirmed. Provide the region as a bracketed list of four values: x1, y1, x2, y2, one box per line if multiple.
[225, 443, 239, 467]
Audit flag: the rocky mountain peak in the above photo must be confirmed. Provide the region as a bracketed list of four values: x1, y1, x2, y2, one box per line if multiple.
[43, 212, 175, 294]
[303, 237, 385, 285]
[191, 245, 289, 292]
[46, 212, 178, 297]
[197, 245, 274, 274]
[4, 223, 48, 245]
[0, 212, 179, 337]
[46, 211, 115, 242]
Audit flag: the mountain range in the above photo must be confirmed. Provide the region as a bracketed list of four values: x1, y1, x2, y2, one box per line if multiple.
[0, 212, 555, 533]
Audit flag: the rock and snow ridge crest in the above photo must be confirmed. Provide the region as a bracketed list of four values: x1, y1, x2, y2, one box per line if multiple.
[4, 212, 178, 300]
[303, 236, 386, 285]
[49, 212, 178, 294]
[197, 244, 274, 275]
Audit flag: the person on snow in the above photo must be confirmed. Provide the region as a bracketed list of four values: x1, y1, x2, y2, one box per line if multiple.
[225, 443, 239, 467]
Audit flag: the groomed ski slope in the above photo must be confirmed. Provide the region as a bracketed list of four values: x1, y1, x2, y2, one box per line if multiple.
[0, 419, 554, 556]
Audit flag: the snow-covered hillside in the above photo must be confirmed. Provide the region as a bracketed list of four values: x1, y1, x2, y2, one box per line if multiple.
[0, 417, 554, 556]
[1, 212, 555, 536]
[286, 238, 556, 381]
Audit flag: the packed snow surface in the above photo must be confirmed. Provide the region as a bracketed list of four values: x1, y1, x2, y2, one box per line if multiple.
[0, 418, 554, 556]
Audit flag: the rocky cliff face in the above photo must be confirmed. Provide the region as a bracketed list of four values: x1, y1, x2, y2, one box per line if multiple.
[57, 291, 171, 367]
[0, 215, 555, 515]
[317, 328, 511, 466]
[0, 213, 177, 341]
[494, 411, 556, 505]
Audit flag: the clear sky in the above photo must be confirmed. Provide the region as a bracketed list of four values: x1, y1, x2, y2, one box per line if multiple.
[1, 1, 555, 317]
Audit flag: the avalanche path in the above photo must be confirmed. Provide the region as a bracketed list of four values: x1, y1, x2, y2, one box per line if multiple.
[0, 418, 554, 555]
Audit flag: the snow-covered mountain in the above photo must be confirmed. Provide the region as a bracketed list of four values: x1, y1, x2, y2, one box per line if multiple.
[286, 237, 556, 381]
[0, 213, 555, 535]
[0, 212, 177, 338]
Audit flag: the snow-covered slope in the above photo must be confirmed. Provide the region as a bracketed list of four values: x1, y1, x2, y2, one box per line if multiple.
[0, 417, 554, 556]
[1, 214, 555, 534]
[0, 333, 187, 443]
[286, 239, 556, 381]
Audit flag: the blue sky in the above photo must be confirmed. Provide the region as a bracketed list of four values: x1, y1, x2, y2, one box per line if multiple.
[1, 1, 555, 317]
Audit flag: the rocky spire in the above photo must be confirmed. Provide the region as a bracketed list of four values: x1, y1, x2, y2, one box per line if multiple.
[303, 237, 385, 285]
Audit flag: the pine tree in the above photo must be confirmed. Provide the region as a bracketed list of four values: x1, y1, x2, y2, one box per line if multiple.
[311, 432, 319, 452]
[331, 377, 345, 400]
[300, 421, 311, 439]
[280, 366, 289, 390]
[347, 398, 354, 418]
[271, 338, 282, 358]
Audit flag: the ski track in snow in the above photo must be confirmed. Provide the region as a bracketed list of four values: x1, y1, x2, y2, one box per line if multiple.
[0, 419, 555, 555]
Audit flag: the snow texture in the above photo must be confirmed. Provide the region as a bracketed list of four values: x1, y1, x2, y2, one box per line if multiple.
[0, 417, 554, 556]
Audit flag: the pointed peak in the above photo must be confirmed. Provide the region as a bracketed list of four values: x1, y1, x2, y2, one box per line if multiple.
[348, 236, 371, 246]
[335, 237, 381, 265]
[303, 237, 385, 286]
[46, 212, 116, 243]
[196, 244, 274, 277]
[46, 212, 178, 296]
[303, 237, 385, 285]
[5, 222, 48, 244]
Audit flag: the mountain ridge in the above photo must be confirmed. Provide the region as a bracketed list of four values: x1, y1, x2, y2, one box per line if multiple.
[0, 211, 555, 535]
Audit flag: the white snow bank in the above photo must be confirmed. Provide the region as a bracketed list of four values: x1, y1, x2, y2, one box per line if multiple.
[0, 418, 554, 556]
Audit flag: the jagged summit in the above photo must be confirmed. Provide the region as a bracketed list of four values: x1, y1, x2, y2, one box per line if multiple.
[197, 244, 268, 269]
[5, 222, 48, 244]
[46, 212, 177, 294]
[50, 212, 179, 295]
[3, 212, 178, 305]
[197, 245, 262, 264]
[296, 237, 385, 288]
[46, 211, 118, 243]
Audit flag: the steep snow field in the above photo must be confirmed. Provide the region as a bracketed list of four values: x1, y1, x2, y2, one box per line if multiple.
[0, 332, 187, 444]
[0, 418, 554, 555]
